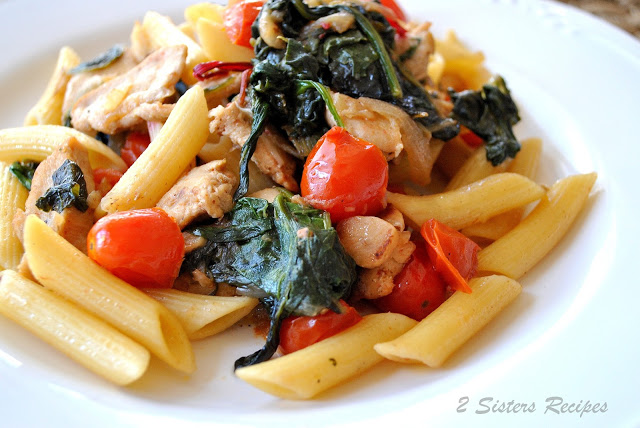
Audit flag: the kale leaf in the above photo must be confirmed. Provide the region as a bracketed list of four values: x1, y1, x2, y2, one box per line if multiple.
[183, 191, 357, 369]
[9, 160, 39, 191]
[35, 159, 89, 213]
[450, 75, 521, 166]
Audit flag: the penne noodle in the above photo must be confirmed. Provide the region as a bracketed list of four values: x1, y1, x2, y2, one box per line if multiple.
[144, 289, 259, 340]
[0, 125, 126, 171]
[235, 313, 417, 399]
[23, 215, 195, 374]
[185, 2, 225, 26]
[141, 11, 209, 84]
[96, 85, 209, 217]
[445, 146, 509, 191]
[387, 172, 545, 230]
[196, 18, 255, 63]
[374, 275, 522, 367]
[24, 47, 81, 126]
[0, 270, 150, 385]
[0, 163, 28, 270]
[462, 138, 542, 241]
[477, 172, 597, 279]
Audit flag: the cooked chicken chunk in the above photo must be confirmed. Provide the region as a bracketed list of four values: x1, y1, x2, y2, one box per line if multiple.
[70, 45, 186, 134]
[209, 102, 299, 192]
[13, 138, 97, 253]
[157, 159, 237, 229]
[62, 49, 139, 122]
[395, 22, 435, 83]
[337, 216, 400, 269]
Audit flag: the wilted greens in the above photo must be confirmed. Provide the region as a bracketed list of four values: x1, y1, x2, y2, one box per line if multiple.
[182, 191, 357, 368]
[9, 160, 39, 191]
[35, 160, 89, 213]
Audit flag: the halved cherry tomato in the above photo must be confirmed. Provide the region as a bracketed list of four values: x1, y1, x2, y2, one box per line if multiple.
[373, 246, 447, 321]
[301, 127, 388, 222]
[120, 132, 151, 167]
[421, 219, 480, 294]
[279, 300, 362, 354]
[87, 208, 184, 289]
[223, 0, 264, 48]
[93, 168, 123, 187]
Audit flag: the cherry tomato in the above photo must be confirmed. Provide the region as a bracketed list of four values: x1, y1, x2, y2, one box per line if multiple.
[87, 208, 184, 289]
[301, 127, 388, 222]
[93, 168, 123, 188]
[224, 0, 264, 48]
[279, 300, 362, 354]
[421, 219, 480, 294]
[120, 132, 151, 167]
[373, 246, 447, 321]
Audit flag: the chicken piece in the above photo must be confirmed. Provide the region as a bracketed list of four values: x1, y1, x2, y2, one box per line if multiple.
[395, 22, 435, 83]
[62, 49, 139, 122]
[328, 91, 435, 186]
[337, 216, 400, 269]
[70, 45, 186, 134]
[209, 102, 299, 192]
[13, 138, 97, 253]
[157, 159, 237, 229]
[354, 231, 416, 300]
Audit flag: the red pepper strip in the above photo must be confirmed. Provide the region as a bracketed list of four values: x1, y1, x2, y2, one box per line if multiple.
[387, 16, 407, 37]
[421, 219, 480, 294]
[237, 68, 253, 107]
[192, 61, 253, 81]
[460, 126, 484, 148]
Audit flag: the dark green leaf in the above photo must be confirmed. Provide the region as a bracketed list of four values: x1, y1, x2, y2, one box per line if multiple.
[9, 160, 39, 191]
[35, 160, 89, 213]
[68, 45, 125, 75]
[450, 75, 521, 165]
[182, 193, 356, 368]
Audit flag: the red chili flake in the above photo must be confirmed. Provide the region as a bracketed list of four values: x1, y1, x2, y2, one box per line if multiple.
[193, 61, 253, 81]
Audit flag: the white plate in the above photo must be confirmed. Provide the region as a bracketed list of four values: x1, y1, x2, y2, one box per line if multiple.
[1, 0, 639, 426]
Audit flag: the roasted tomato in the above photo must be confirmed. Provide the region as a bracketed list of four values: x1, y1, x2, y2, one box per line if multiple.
[373, 246, 447, 321]
[87, 208, 184, 289]
[301, 127, 388, 222]
[279, 300, 362, 354]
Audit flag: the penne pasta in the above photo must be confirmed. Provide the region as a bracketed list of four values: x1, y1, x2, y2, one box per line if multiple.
[477, 172, 597, 279]
[96, 85, 209, 217]
[374, 275, 522, 367]
[0, 270, 150, 385]
[0, 163, 28, 270]
[23, 215, 195, 374]
[144, 289, 259, 340]
[141, 11, 209, 84]
[387, 172, 545, 230]
[184, 2, 225, 26]
[461, 138, 543, 241]
[0, 125, 126, 171]
[24, 47, 81, 127]
[235, 313, 417, 399]
[445, 146, 509, 191]
[195, 18, 255, 63]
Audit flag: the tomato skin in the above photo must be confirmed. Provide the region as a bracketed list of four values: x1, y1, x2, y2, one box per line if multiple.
[421, 219, 480, 294]
[279, 301, 362, 354]
[459, 126, 484, 148]
[365, 0, 406, 21]
[120, 132, 151, 167]
[301, 127, 388, 222]
[373, 246, 447, 321]
[93, 168, 123, 187]
[87, 208, 184, 289]
[224, 0, 264, 48]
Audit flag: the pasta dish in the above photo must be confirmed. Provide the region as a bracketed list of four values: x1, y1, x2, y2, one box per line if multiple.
[0, 0, 596, 400]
